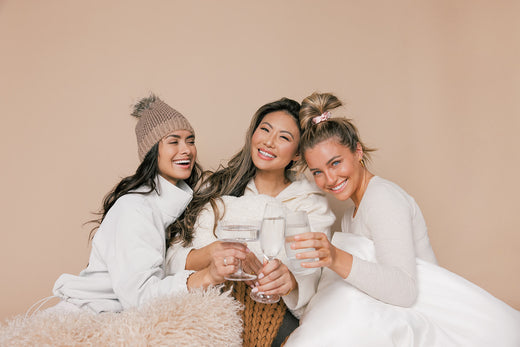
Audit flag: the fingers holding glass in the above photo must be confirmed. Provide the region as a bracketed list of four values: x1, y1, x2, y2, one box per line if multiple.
[216, 220, 260, 281]
[250, 201, 285, 303]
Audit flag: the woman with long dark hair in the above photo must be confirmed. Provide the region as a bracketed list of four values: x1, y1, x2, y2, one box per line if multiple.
[50, 95, 242, 313]
[167, 97, 335, 345]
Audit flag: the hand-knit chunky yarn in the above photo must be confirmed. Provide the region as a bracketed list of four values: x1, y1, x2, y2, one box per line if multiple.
[227, 281, 287, 346]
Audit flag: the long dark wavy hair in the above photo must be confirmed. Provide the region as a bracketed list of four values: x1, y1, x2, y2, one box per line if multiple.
[170, 97, 301, 244]
[88, 143, 203, 245]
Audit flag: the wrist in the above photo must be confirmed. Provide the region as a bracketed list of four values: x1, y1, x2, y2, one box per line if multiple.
[330, 247, 353, 279]
[289, 271, 298, 291]
[187, 268, 217, 290]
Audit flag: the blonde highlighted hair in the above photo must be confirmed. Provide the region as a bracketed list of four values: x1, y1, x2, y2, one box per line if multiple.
[299, 92, 375, 166]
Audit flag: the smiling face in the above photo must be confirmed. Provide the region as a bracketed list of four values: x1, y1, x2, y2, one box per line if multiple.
[250, 110, 300, 175]
[304, 138, 365, 205]
[157, 129, 197, 186]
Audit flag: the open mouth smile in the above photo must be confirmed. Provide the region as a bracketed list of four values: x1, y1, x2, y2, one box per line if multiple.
[330, 179, 347, 192]
[258, 149, 276, 159]
[173, 159, 191, 167]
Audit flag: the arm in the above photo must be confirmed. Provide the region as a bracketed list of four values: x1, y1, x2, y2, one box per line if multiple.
[256, 192, 336, 316]
[346, 192, 418, 307]
[166, 198, 249, 281]
[106, 203, 195, 309]
[293, 188, 418, 307]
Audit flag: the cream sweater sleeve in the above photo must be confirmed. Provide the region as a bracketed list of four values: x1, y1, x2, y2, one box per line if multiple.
[343, 184, 418, 307]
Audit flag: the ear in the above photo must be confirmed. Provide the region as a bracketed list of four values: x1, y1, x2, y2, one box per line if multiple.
[292, 152, 300, 162]
[355, 142, 364, 161]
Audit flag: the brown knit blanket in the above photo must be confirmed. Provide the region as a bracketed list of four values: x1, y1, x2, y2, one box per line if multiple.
[228, 281, 287, 347]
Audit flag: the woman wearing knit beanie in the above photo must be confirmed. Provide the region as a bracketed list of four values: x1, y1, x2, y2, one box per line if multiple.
[48, 94, 248, 313]
[166, 97, 335, 346]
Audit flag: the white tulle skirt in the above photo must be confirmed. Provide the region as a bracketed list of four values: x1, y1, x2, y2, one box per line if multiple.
[286, 233, 520, 347]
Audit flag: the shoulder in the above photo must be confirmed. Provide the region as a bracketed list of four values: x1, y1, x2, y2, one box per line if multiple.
[363, 177, 411, 205]
[361, 176, 416, 220]
[107, 192, 154, 219]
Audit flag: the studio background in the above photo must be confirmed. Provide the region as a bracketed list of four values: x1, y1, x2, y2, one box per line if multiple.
[1, 0, 519, 320]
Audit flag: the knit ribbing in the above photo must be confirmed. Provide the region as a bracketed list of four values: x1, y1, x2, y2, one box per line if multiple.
[133, 96, 194, 161]
[226, 281, 286, 347]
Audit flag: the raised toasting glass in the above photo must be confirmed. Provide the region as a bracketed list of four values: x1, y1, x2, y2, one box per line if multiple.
[216, 219, 260, 281]
[250, 201, 285, 303]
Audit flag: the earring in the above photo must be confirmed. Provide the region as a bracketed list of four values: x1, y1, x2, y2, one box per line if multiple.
[359, 158, 365, 168]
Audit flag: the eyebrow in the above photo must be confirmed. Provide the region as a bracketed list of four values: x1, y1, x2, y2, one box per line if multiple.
[326, 155, 341, 165]
[260, 121, 295, 140]
[309, 155, 341, 172]
[164, 134, 195, 140]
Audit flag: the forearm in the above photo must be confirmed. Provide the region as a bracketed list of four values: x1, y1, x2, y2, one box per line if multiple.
[329, 246, 353, 279]
[347, 257, 417, 307]
[185, 247, 211, 271]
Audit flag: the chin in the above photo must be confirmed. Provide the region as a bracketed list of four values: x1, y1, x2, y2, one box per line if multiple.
[328, 189, 351, 201]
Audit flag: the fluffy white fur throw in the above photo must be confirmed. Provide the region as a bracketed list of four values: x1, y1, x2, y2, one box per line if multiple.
[1, 287, 243, 346]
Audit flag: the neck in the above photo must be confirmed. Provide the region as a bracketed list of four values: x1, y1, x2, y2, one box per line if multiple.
[254, 169, 290, 197]
[351, 168, 374, 209]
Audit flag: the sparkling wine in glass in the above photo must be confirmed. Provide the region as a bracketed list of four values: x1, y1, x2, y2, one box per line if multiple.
[216, 219, 260, 281]
[250, 201, 285, 304]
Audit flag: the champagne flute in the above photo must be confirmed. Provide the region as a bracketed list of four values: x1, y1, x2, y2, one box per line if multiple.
[250, 201, 285, 303]
[284, 210, 317, 275]
[216, 219, 260, 281]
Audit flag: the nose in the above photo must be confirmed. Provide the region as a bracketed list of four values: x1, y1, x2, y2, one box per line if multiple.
[179, 141, 190, 155]
[324, 170, 335, 186]
[264, 133, 275, 148]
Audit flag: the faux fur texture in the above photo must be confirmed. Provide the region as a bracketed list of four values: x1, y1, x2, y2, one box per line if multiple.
[0, 287, 243, 346]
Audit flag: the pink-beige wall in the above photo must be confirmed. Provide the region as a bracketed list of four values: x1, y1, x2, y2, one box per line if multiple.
[1, 1, 519, 320]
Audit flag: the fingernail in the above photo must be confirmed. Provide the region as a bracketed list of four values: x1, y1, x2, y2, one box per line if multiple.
[246, 248, 251, 253]
[255, 281, 260, 287]
[251, 287, 258, 293]
[291, 243, 296, 249]
[258, 273, 264, 280]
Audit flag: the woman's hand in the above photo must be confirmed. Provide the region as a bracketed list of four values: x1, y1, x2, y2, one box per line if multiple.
[292, 231, 353, 278]
[253, 259, 297, 296]
[187, 241, 249, 271]
[242, 251, 263, 287]
[188, 241, 250, 288]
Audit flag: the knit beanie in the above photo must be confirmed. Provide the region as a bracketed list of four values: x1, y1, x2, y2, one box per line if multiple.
[131, 94, 194, 161]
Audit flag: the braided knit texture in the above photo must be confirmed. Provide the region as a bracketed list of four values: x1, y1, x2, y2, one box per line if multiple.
[227, 281, 286, 347]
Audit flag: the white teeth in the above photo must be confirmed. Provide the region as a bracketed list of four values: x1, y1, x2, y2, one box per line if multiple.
[331, 180, 347, 191]
[174, 160, 190, 165]
[259, 149, 275, 158]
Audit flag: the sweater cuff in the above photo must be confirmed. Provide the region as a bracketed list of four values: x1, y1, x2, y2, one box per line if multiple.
[180, 270, 196, 292]
[345, 254, 361, 284]
[165, 246, 194, 275]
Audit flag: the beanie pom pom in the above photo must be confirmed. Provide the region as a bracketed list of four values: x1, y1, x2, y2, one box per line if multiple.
[131, 94, 159, 118]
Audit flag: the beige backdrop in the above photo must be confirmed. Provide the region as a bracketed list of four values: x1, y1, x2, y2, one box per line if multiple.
[1, 0, 519, 320]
